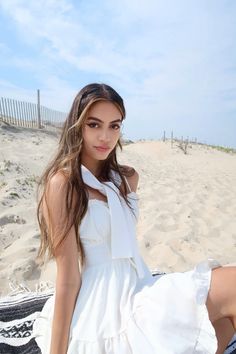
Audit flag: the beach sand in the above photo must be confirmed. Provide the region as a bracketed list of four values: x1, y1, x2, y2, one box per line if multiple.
[0, 122, 235, 296]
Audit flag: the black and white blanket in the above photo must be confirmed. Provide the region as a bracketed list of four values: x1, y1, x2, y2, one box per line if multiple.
[0, 281, 54, 353]
[0, 273, 235, 354]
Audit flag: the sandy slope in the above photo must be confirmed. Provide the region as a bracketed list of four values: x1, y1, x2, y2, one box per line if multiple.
[0, 122, 235, 296]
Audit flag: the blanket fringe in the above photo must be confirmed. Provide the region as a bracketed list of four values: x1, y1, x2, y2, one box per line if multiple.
[2, 280, 55, 299]
[2, 270, 163, 299]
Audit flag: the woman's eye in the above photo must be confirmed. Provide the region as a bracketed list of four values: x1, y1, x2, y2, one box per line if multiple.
[111, 124, 121, 130]
[86, 123, 121, 130]
[87, 123, 99, 128]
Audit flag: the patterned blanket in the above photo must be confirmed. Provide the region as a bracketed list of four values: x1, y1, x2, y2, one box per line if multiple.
[0, 272, 235, 354]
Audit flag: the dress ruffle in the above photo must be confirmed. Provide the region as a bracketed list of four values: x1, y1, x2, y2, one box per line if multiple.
[33, 259, 220, 354]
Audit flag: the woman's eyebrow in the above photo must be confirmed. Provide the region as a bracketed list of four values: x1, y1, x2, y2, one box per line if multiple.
[87, 117, 122, 123]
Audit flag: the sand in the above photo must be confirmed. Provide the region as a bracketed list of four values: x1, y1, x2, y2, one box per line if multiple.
[0, 122, 235, 296]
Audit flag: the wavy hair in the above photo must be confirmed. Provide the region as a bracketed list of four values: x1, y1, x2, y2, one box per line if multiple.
[36, 83, 136, 271]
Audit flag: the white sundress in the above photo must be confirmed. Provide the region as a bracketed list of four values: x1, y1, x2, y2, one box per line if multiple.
[32, 173, 220, 354]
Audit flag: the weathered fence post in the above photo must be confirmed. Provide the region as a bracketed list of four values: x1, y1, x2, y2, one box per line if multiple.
[163, 130, 166, 142]
[0, 93, 65, 130]
[37, 89, 42, 129]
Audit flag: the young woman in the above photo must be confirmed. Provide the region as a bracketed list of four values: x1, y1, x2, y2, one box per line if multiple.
[32, 83, 236, 354]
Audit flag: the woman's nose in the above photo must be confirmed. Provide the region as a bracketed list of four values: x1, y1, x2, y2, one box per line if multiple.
[99, 129, 111, 141]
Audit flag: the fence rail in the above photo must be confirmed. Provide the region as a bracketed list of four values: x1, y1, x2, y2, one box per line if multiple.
[0, 96, 66, 131]
[162, 130, 236, 154]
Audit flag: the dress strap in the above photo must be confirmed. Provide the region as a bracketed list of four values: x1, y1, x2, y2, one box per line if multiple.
[123, 175, 132, 193]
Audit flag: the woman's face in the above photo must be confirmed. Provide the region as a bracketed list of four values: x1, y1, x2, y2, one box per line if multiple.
[81, 100, 122, 161]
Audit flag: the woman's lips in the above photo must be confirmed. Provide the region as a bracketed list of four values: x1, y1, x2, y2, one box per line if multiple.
[94, 146, 110, 152]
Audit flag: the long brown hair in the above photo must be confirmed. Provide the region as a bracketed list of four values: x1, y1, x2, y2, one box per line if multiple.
[36, 83, 135, 271]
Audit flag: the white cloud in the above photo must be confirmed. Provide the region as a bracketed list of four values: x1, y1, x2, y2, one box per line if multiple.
[0, 0, 235, 146]
[0, 79, 37, 102]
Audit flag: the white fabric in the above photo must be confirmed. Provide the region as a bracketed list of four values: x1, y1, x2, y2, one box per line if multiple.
[81, 164, 145, 279]
[32, 169, 221, 354]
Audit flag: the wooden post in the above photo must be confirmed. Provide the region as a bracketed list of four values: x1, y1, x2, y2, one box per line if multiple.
[171, 130, 173, 148]
[37, 89, 42, 129]
[12, 99, 17, 125]
[0, 98, 2, 120]
[163, 130, 166, 142]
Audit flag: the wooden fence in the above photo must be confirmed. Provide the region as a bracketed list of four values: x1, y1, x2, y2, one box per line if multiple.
[0, 96, 66, 131]
[162, 130, 198, 154]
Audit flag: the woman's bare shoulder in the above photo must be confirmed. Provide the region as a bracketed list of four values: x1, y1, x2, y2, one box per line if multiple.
[119, 164, 139, 192]
[45, 169, 80, 205]
[49, 169, 68, 185]
[44, 170, 69, 196]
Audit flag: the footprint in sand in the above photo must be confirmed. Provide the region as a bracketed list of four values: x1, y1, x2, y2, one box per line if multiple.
[0, 214, 26, 226]
[0, 231, 19, 250]
[29, 247, 37, 252]
[22, 259, 41, 280]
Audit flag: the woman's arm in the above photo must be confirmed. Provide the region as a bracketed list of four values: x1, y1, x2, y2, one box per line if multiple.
[50, 281, 81, 353]
[43, 172, 81, 354]
[50, 222, 81, 354]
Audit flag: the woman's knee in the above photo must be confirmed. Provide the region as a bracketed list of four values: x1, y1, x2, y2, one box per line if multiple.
[206, 266, 236, 325]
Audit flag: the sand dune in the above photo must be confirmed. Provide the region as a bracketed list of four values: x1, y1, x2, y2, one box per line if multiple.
[117, 141, 236, 272]
[0, 122, 235, 296]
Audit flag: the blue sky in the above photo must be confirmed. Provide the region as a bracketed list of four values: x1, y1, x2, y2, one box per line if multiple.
[0, 0, 235, 147]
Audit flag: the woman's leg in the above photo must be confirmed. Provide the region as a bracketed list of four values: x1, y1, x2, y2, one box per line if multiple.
[206, 266, 236, 353]
[213, 318, 235, 354]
